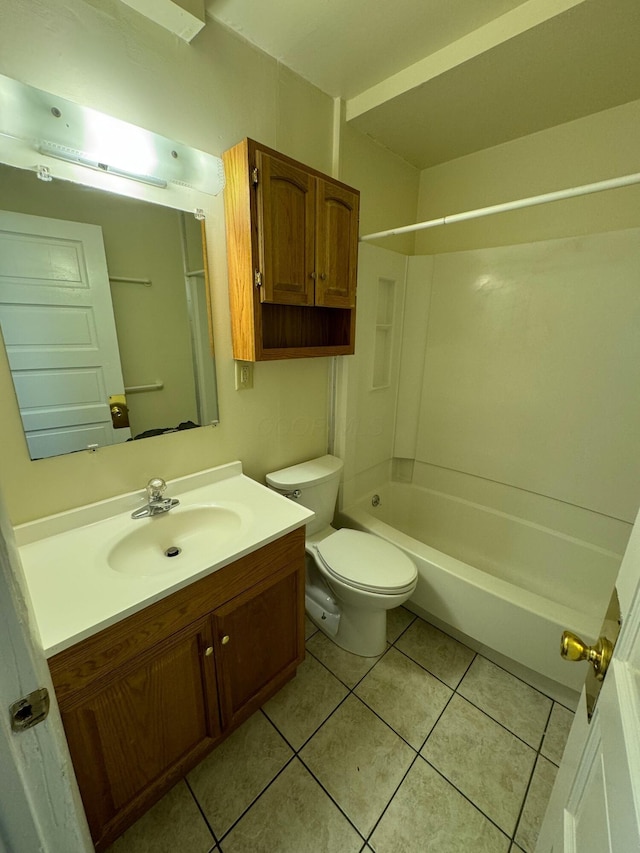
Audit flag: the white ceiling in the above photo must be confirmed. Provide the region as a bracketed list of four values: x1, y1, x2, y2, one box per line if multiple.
[205, 0, 640, 169]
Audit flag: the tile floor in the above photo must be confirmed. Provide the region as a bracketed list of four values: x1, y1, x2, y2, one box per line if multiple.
[107, 608, 575, 853]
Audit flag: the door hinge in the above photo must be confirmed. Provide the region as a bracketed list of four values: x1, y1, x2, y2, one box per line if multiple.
[254, 270, 263, 288]
[251, 166, 259, 186]
[10, 687, 50, 732]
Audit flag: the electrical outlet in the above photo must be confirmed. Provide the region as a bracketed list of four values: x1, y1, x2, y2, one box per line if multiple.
[234, 360, 254, 390]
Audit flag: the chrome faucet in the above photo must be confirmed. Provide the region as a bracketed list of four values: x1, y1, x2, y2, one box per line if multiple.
[131, 478, 180, 519]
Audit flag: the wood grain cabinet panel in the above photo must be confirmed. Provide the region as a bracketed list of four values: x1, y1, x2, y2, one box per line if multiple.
[60, 617, 219, 845]
[257, 150, 316, 306]
[315, 178, 359, 309]
[48, 528, 305, 850]
[223, 138, 360, 360]
[214, 566, 304, 730]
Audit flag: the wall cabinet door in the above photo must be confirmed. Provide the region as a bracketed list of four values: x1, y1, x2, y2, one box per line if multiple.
[257, 149, 316, 306]
[257, 153, 359, 309]
[213, 566, 304, 731]
[60, 617, 220, 847]
[315, 177, 359, 308]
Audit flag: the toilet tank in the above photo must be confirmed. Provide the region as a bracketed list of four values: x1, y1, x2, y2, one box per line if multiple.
[266, 455, 343, 535]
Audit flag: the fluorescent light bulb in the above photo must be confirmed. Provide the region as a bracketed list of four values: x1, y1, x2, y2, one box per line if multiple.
[37, 142, 167, 188]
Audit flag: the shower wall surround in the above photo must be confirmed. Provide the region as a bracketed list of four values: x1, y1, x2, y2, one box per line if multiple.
[341, 227, 640, 563]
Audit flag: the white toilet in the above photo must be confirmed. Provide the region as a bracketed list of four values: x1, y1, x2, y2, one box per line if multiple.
[266, 455, 417, 657]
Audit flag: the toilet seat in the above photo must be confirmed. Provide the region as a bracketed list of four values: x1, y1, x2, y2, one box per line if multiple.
[315, 529, 417, 594]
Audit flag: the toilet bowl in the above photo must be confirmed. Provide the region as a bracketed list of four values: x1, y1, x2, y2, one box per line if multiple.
[266, 455, 417, 657]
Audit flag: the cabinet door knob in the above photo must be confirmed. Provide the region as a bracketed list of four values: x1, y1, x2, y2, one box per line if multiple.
[204, 646, 213, 657]
[319, 273, 327, 280]
[221, 635, 230, 645]
[310, 271, 317, 280]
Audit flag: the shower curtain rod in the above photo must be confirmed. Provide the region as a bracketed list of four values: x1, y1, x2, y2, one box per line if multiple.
[359, 171, 640, 242]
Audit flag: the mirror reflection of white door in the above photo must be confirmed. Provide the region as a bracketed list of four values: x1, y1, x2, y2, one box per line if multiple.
[536, 506, 640, 852]
[0, 210, 131, 458]
[185, 272, 218, 425]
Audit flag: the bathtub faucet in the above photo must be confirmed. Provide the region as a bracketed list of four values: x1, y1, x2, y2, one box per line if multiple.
[131, 477, 180, 519]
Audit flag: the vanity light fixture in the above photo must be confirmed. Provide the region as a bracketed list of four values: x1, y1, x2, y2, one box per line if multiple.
[37, 141, 168, 189]
[0, 73, 226, 197]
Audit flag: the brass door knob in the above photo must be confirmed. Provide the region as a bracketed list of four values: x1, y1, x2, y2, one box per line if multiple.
[560, 631, 613, 680]
[221, 635, 230, 645]
[204, 646, 213, 657]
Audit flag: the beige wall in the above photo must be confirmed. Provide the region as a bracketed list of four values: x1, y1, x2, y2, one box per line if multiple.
[0, 0, 419, 523]
[413, 98, 640, 255]
[340, 121, 419, 256]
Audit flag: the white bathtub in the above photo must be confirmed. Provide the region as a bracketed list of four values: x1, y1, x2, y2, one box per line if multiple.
[338, 482, 623, 696]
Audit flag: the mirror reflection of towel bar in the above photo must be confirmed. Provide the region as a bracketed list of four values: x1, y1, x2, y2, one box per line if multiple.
[125, 381, 163, 393]
[109, 275, 152, 287]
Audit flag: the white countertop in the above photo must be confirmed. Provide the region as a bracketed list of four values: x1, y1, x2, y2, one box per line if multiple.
[16, 462, 313, 658]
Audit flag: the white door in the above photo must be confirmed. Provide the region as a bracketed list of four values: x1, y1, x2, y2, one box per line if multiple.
[536, 506, 640, 852]
[0, 486, 92, 852]
[0, 210, 131, 458]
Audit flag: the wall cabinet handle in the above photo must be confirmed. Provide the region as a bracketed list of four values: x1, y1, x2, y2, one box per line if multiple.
[204, 646, 213, 656]
[221, 635, 230, 645]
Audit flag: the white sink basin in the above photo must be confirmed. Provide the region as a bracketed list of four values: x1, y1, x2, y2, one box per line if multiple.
[107, 505, 244, 576]
[16, 461, 314, 657]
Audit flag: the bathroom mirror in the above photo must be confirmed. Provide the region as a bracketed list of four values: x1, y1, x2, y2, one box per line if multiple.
[0, 161, 219, 460]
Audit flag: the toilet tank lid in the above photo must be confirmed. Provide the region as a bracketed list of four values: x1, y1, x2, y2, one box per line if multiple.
[266, 454, 343, 489]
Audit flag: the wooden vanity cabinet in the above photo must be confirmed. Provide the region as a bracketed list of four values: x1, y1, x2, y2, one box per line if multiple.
[223, 138, 360, 360]
[48, 528, 305, 851]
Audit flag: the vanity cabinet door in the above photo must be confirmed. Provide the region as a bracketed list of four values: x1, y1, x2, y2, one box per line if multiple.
[213, 562, 305, 731]
[59, 616, 220, 848]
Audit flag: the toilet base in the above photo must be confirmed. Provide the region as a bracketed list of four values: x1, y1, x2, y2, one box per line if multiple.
[306, 592, 387, 657]
[329, 605, 387, 657]
[305, 586, 340, 638]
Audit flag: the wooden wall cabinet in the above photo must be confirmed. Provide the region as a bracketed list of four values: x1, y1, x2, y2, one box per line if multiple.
[223, 138, 360, 360]
[48, 528, 305, 850]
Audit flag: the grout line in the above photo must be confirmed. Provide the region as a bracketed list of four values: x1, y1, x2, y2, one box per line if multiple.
[184, 776, 220, 850]
[215, 753, 298, 844]
[305, 638, 392, 691]
[348, 690, 422, 753]
[418, 683, 457, 752]
[422, 756, 513, 845]
[462, 647, 573, 709]
[451, 691, 543, 754]
[294, 752, 368, 843]
[510, 750, 543, 850]
[263, 689, 353, 754]
[363, 750, 423, 843]
[537, 702, 556, 759]
[391, 638, 474, 692]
